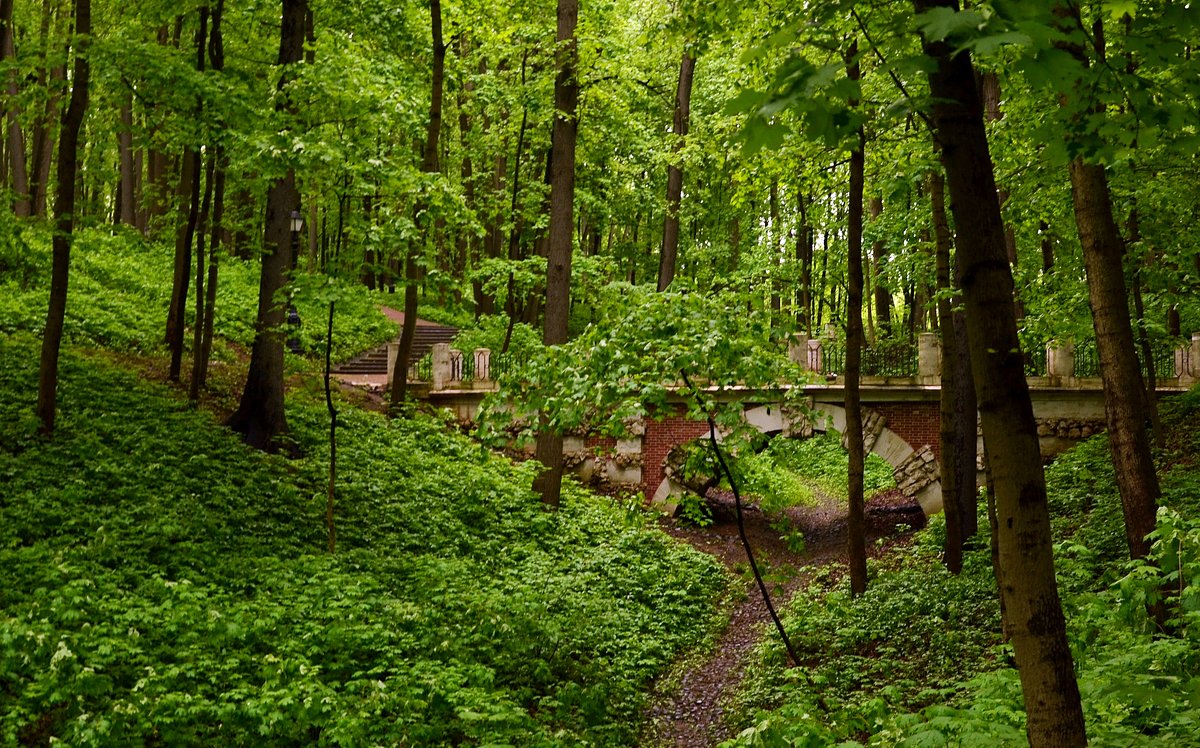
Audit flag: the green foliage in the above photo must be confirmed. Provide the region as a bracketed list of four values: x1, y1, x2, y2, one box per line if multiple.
[724, 387, 1200, 745]
[735, 432, 896, 511]
[0, 226, 396, 363]
[0, 336, 726, 745]
[479, 286, 808, 447]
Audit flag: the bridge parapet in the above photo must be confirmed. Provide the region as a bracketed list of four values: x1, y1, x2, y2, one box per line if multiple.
[787, 332, 1199, 388]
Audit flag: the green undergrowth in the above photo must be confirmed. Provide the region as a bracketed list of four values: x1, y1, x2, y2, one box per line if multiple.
[733, 431, 897, 512]
[0, 335, 726, 746]
[722, 389, 1200, 747]
[0, 224, 396, 363]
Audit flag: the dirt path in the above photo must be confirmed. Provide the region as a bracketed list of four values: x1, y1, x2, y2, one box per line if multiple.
[640, 489, 924, 747]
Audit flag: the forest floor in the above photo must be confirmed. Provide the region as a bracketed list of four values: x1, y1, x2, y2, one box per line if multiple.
[641, 489, 925, 748]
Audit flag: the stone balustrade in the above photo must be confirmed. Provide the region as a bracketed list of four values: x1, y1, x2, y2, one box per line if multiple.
[397, 332, 1200, 392]
[787, 331, 1200, 387]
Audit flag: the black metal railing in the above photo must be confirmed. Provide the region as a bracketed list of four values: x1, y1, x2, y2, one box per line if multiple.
[407, 354, 432, 382]
[1073, 341, 1100, 377]
[1138, 341, 1182, 381]
[449, 349, 475, 383]
[861, 342, 917, 377]
[1024, 345, 1047, 377]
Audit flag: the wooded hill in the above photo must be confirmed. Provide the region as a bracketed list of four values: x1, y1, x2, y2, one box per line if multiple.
[4, 0, 1200, 745]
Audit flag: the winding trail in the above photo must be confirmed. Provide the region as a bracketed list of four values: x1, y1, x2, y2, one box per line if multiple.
[641, 490, 924, 747]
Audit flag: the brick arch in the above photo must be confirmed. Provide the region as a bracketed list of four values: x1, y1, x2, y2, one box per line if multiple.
[649, 402, 943, 516]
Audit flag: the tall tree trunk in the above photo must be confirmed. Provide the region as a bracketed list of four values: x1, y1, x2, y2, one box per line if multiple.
[1058, 3, 1160, 560]
[167, 7, 209, 381]
[914, 1, 1087, 743]
[657, 49, 695, 291]
[188, 152, 215, 401]
[389, 0, 444, 415]
[869, 196, 890, 335]
[931, 168, 980, 571]
[1, 0, 30, 216]
[117, 91, 136, 225]
[845, 41, 868, 596]
[36, 0, 89, 435]
[533, 0, 579, 507]
[226, 0, 306, 452]
[930, 168, 963, 573]
[979, 71, 1024, 321]
[196, 0, 225, 391]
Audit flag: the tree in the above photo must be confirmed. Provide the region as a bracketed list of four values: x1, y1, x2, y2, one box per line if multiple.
[533, 0, 579, 507]
[1, 0, 30, 217]
[226, 0, 308, 452]
[657, 48, 696, 291]
[35, 0, 90, 435]
[389, 0, 444, 416]
[1056, 2, 1160, 561]
[844, 39, 868, 597]
[913, 1, 1086, 743]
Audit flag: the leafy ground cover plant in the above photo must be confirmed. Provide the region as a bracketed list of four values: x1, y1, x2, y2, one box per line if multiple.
[0, 335, 726, 745]
[733, 432, 897, 512]
[0, 225, 396, 363]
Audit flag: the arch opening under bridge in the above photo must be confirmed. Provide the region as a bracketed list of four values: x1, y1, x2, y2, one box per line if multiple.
[648, 402, 944, 517]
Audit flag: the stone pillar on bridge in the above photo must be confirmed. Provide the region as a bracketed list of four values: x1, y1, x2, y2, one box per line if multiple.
[807, 338, 823, 372]
[1184, 333, 1200, 385]
[918, 332, 940, 384]
[431, 343, 453, 390]
[788, 334, 810, 369]
[1047, 341, 1075, 383]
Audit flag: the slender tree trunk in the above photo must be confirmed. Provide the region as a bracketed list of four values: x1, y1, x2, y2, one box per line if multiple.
[226, 0, 306, 452]
[1068, 159, 1160, 558]
[915, 2, 1087, 743]
[931, 168, 962, 573]
[658, 48, 695, 291]
[1057, 4, 1160, 560]
[199, 149, 224, 389]
[869, 196, 890, 335]
[36, 0, 89, 435]
[197, 0, 225, 390]
[1, 0, 30, 216]
[845, 41, 868, 596]
[533, 0, 579, 507]
[167, 7, 209, 381]
[188, 153, 215, 401]
[117, 92, 136, 226]
[389, 0, 444, 415]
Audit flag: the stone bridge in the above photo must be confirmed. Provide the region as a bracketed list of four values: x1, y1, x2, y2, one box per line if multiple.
[401, 332, 1199, 517]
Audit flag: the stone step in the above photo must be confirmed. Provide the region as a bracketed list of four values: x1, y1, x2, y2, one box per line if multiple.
[333, 323, 458, 375]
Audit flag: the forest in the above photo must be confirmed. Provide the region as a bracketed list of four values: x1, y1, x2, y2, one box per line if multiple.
[2, 0, 1200, 745]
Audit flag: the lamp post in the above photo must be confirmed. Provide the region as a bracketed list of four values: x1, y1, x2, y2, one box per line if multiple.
[286, 209, 304, 354]
[289, 209, 304, 270]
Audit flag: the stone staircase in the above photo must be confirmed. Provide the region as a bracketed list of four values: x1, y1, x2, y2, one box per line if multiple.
[333, 323, 458, 375]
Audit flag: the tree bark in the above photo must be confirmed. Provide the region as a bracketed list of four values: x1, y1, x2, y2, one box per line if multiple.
[1068, 159, 1160, 559]
[658, 49, 695, 291]
[117, 92, 136, 226]
[1057, 3, 1160, 560]
[533, 0, 579, 507]
[36, 0, 89, 436]
[196, 0, 225, 392]
[845, 41, 868, 596]
[188, 152, 215, 401]
[930, 168, 963, 573]
[1, 0, 30, 216]
[226, 0, 307, 452]
[167, 7, 209, 381]
[869, 196, 890, 335]
[914, 1, 1087, 743]
[389, 0, 443, 416]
